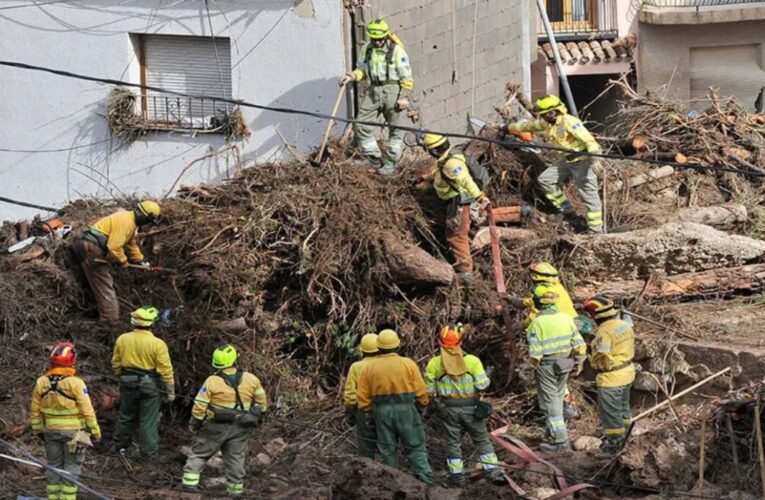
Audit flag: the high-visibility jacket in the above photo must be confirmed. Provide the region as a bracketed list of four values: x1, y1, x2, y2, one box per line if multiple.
[356, 353, 429, 411]
[191, 368, 268, 420]
[424, 154, 482, 203]
[353, 41, 414, 90]
[523, 281, 577, 328]
[590, 318, 636, 388]
[508, 114, 600, 159]
[90, 210, 144, 265]
[343, 356, 376, 408]
[30, 368, 100, 437]
[424, 352, 490, 399]
[112, 329, 174, 386]
[526, 308, 587, 363]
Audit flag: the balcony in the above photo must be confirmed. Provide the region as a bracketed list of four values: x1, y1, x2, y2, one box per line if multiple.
[538, 0, 619, 41]
[639, 0, 765, 24]
[142, 94, 231, 131]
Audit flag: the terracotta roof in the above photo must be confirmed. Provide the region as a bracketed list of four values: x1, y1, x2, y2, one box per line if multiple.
[539, 38, 634, 66]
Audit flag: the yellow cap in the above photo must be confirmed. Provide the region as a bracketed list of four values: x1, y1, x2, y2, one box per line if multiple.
[360, 333, 379, 354]
[528, 261, 559, 283]
[136, 200, 161, 221]
[130, 306, 159, 327]
[377, 329, 400, 349]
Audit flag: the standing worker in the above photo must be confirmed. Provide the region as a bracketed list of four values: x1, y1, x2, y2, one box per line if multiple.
[339, 19, 413, 176]
[70, 201, 161, 325]
[112, 306, 174, 461]
[525, 284, 587, 452]
[343, 333, 379, 458]
[424, 324, 505, 486]
[183, 344, 268, 496]
[356, 329, 432, 484]
[30, 342, 101, 500]
[506, 95, 604, 233]
[583, 296, 635, 457]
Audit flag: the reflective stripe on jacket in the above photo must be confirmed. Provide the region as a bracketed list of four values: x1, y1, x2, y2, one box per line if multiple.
[356, 353, 428, 411]
[526, 308, 587, 362]
[343, 357, 375, 408]
[91, 210, 144, 264]
[508, 114, 600, 156]
[191, 368, 267, 420]
[112, 329, 174, 386]
[523, 281, 577, 328]
[432, 154, 482, 202]
[591, 318, 636, 388]
[424, 352, 489, 399]
[30, 370, 100, 437]
[353, 42, 414, 90]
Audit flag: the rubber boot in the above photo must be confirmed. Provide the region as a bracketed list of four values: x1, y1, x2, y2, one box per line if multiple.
[539, 441, 571, 452]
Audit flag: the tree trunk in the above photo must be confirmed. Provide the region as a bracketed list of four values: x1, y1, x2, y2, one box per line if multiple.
[382, 235, 454, 287]
[672, 204, 747, 227]
[472, 227, 538, 251]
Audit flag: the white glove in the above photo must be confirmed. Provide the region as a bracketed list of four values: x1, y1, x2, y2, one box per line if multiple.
[138, 260, 151, 268]
[395, 97, 410, 111]
[339, 73, 355, 86]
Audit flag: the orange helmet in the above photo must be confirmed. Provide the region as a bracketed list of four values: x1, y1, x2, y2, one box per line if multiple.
[49, 341, 77, 367]
[439, 323, 464, 348]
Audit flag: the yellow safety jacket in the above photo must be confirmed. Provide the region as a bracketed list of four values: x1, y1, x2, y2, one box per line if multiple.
[526, 308, 587, 363]
[523, 281, 577, 328]
[590, 318, 636, 388]
[508, 114, 600, 160]
[90, 210, 144, 265]
[353, 40, 414, 90]
[424, 153, 482, 203]
[191, 368, 268, 420]
[343, 356, 376, 408]
[424, 352, 490, 399]
[112, 329, 174, 386]
[30, 368, 100, 437]
[356, 353, 429, 411]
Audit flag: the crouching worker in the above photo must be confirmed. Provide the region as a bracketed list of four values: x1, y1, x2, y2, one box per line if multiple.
[182, 344, 268, 496]
[30, 342, 101, 500]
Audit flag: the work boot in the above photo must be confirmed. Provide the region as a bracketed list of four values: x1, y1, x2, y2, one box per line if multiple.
[366, 156, 383, 172]
[595, 439, 622, 459]
[563, 401, 579, 420]
[488, 473, 506, 486]
[447, 474, 466, 487]
[584, 225, 604, 235]
[539, 442, 571, 453]
[378, 161, 397, 176]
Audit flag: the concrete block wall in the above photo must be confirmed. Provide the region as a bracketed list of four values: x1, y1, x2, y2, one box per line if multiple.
[364, 0, 532, 134]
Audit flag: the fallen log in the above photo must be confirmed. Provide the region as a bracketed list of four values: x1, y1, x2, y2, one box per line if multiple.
[612, 165, 675, 190]
[472, 227, 537, 251]
[210, 317, 249, 332]
[672, 203, 747, 227]
[382, 235, 454, 287]
[573, 263, 765, 301]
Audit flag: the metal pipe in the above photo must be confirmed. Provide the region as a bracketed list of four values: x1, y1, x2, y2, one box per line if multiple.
[535, 0, 578, 116]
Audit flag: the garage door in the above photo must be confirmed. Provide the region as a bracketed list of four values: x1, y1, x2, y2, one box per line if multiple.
[690, 44, 765, 111]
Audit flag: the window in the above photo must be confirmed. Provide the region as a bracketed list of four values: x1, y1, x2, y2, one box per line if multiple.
[138, 34, 233, 130]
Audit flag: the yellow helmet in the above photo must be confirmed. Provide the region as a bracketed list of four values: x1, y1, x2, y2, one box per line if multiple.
[583, 295, 619, 320]
[377, 329, 400, 350]
[359, 333, 379, 354]
[135, 200, 161, 223]
[528, 261, 560, 283]
[422, 133, 451, 161]
[131, 306, 160, 327]
[534, 95, 567, 115]
[532, 283, 559, 307]
[366, 19, 390, 39]
[212, 343, 239, 369]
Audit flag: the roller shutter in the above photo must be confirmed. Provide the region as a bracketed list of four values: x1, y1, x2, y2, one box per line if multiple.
[690, 44, 765, 112]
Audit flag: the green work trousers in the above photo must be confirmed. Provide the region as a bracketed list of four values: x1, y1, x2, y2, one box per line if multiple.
[372, 402, 433, 484]
[537, 157, 603, 229]
[535, 361, 570, 444]
[182, 422, 251, 496]
[354, 408, 377, 458]
[44, 430, 84, 500]
[442, 405, 502, 479]
[114, 382, 161, 458]
[598, 383, 632, 448]
[355, 83, 407, 165]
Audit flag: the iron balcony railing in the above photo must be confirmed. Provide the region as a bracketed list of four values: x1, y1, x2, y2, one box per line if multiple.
[642, 0, 764, 6]
[143, 94, 231, 130]
[538, 0, 619, 41]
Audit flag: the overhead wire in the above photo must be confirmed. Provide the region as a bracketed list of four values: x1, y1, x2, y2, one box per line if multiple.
[0, 139, 110, 153]
[0, 0, 73, 10]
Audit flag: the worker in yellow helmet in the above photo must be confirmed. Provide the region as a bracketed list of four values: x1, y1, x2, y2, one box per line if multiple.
[70, 200, 161, 325]
[424, 324, 505, 486]
[112, 306, 174, 461]
[339, 19, 414, 175]
[506, 95, 604, 233]
[343, 333, 380, 458]
[357, 330, 432, 483]
[182, 344, 268, 496]
[583, 296, 635, 458]
[526, 284, 586, 452]
[30, 342, 101, 500]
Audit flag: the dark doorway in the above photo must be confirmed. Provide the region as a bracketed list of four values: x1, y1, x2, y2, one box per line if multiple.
[568, 73, 626, 132]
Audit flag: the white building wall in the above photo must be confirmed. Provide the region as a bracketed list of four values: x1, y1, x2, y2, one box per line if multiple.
[0, 0, 345, 220]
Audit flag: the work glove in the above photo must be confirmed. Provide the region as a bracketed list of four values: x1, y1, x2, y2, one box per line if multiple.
[477, 194, 491, 211]
[572, 363, 584, 377]
[189, 418, 203, 434]
[395, 97, 410, 111]
[591, 158, 603, 175]
[137, 260, 151, 268]
[67, 430, 93, 453]
[120, 260, 130, 269]
[164, 385, 175, 403]
[339, 73, 355, 86]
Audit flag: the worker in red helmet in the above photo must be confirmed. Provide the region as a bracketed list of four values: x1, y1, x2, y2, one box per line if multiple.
[30, 342, 101, 500]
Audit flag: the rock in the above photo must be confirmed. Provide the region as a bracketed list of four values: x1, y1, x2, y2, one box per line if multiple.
[254, 452, 272, 467]
[204, 476, 227, 488]
[633, 371, 660, 392]
[529, 487, 560, 499]
[674, 203, 747, 227]
[572, 435, 602, 453]
[264, 437, 289, 457]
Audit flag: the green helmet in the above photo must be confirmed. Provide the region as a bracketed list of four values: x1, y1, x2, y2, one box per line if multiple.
[130, 306, 159, 327]
[212, 344, 239, 369]
[534, 95, 567, 115]
[366, 19, 390, 39]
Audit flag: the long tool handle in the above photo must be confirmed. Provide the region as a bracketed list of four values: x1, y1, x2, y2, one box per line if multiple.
[94, 258, 175, 274]
[317, 84, 347, 163]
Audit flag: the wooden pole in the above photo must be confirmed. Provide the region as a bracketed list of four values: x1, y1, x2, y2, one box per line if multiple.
[317, 84, 347, 163]
[632, 367, 731, 422]
[755, 393, 765, 500]
[725, 413, 741, 498]
[602, 161, 608, 233]
[698, 403, 707, 496]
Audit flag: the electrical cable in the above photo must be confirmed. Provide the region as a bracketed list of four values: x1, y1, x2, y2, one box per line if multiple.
[0, 139, 110, 153]
[0, 195, 60, 212]
[1, 60, 763, 179]
[0, 0, 72, 10]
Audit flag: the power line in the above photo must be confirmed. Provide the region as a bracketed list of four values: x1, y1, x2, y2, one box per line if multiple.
[0, 0, 72, 10]
[1, 59, 763, 179]
[0, 139, 110, 153]
[0, 195, 60, 212]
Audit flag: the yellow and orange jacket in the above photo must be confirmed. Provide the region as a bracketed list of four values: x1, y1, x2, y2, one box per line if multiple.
[112, 329, 174, 386]
[90, 210, 144, 265]
[508, 113, 600, 160]
[590, 318, 636, 388]
[356, 353, 429, 411]
[30, 367, 100, 437]
[523, 281, 577, 328]
[343, 356, 376, 409]
[422, 154, 483, 203]
[191, 368, 268, 421]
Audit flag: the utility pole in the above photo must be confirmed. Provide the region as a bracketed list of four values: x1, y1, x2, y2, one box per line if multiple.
[535, 0, 578, 116]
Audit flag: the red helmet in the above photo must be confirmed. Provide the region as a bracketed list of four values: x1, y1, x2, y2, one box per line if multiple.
[439, 323, 464, 348]
[49, 341, 77, 367]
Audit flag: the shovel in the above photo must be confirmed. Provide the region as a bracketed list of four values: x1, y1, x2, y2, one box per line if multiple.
[94, 258, 176, 274]
[314, 84, 347, 165]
